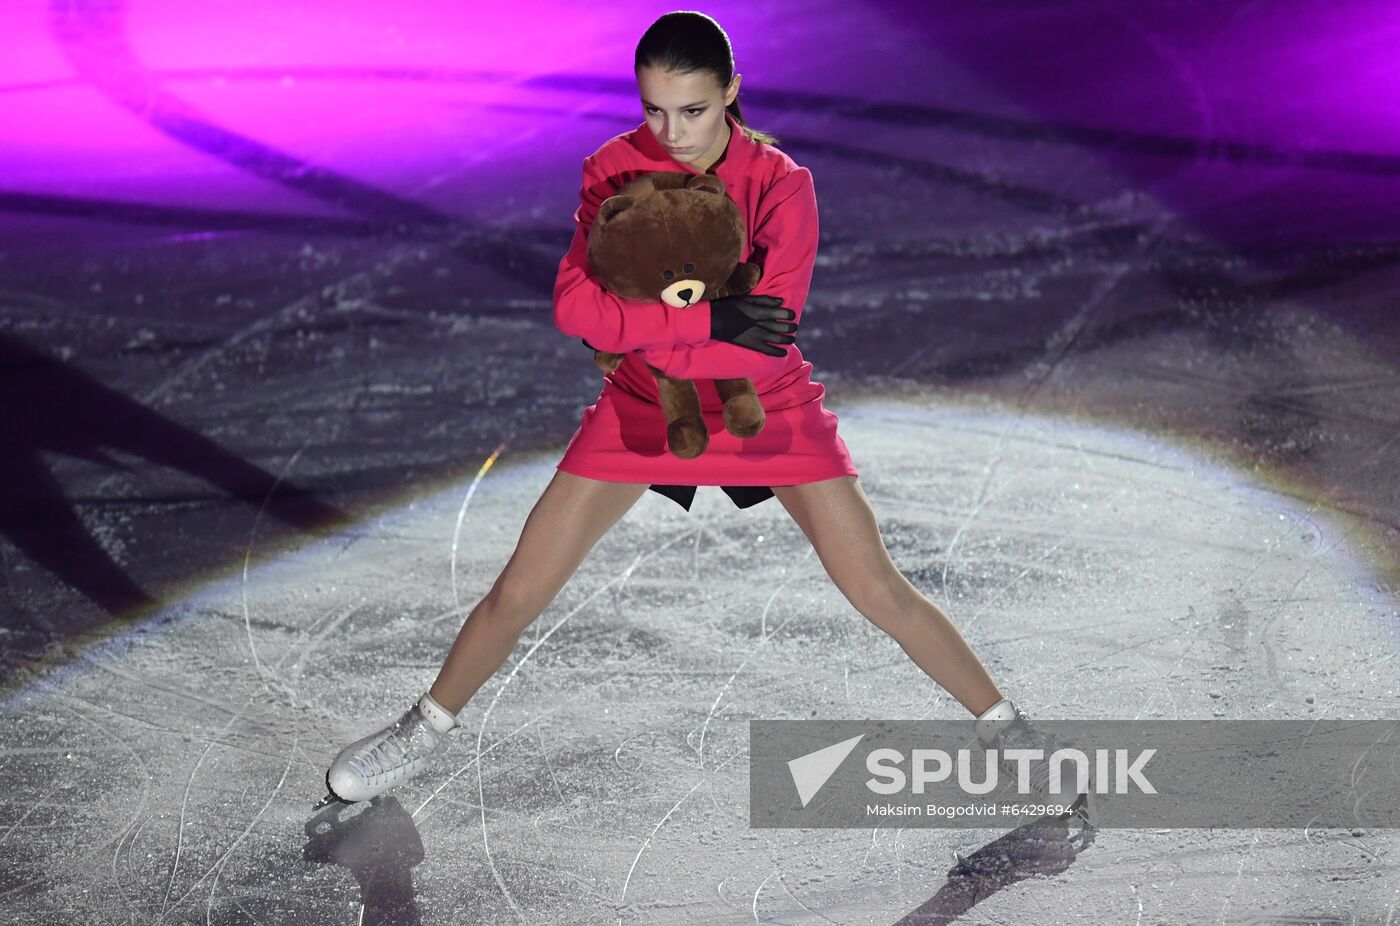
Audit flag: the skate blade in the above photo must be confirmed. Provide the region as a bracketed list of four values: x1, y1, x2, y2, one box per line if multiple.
[1068, 790, 1100, 830]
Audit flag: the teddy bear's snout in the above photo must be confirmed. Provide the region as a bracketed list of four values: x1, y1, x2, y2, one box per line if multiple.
[661, 278, 707, 308]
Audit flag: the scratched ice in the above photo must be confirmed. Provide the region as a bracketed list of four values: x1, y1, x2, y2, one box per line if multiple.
[2, 404, 1397, 923]
[4, 1, 1400, 924]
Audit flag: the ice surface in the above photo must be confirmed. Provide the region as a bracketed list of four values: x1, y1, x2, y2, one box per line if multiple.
[3, 0, 1400, 922]
[2, 405, 1397, 923]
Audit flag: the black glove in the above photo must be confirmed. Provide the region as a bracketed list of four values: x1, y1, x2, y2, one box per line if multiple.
[709, 294, 798, 356]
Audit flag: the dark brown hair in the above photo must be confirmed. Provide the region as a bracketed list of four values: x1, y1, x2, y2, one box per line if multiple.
[634, 11, 779, 147]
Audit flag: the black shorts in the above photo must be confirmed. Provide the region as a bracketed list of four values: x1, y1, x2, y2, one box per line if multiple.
[648, 484, 775, 511]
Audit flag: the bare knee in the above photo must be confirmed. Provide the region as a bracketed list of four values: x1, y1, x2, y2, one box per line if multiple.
[846, 568, 920, 632]
[480, 574, 549, 632]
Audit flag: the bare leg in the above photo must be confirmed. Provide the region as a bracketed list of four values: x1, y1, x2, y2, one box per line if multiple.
[429, 470, 649, 713]
[771, 476, 1004, 716]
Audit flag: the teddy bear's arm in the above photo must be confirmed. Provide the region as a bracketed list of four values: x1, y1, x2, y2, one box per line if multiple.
[710, 261, 763, 301]
[639, 167, 817, 380]
[553, 157, 715, 353]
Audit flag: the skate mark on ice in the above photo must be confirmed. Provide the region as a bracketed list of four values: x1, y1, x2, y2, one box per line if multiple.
[451, 439, 510, 607]
[0, 799, 43, 855]
[0, 684, 153, 909]
[240, 439, 311, 701]
[936, 258, 1134, 604]
[1134, 479, 1369, 722]
[160, 739, 214, 917]
[112, 809, 157, 919]
[64, 646, 248, 725]
[154, 598, 353, 920]
[199, 746, 296, 926]
[619, 777, 708, 913]
[692, 545, 816, 769]
[468, 525, 705, 920]
[751, 867, 779, 922]
[614, 744, 745, 913]
[778, 864, 845, 925]
[411, 707, 563, 819]
[536, 723, 581, 831]
[153, 695, 316, 916]
[1216, 831, 1263, 925]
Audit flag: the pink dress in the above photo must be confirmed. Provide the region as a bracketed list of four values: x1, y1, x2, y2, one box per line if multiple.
[552, 111, 858, 510]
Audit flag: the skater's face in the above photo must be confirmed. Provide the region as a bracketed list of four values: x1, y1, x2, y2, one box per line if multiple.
[636, 65, 740, 170]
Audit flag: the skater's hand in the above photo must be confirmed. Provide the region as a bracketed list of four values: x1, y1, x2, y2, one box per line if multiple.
[709, 294, 797, 356]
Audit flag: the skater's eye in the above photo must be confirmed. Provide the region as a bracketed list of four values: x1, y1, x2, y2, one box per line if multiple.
[663, 269, 675, 280]
[683, 263, 694, 273]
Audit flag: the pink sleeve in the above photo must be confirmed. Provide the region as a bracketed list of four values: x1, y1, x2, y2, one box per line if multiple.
[552, 154, 713, 353]
[638, 166, 817, 379]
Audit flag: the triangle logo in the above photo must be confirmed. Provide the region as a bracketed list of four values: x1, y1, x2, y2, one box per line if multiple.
[788, 734, 866, 807]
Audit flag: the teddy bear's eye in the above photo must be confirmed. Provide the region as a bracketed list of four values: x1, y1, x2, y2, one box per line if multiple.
[683, 263, 694, 273]
[663, 270, 675, 281]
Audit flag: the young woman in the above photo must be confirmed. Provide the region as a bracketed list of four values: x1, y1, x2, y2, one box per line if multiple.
[319, 11, 1095, 825]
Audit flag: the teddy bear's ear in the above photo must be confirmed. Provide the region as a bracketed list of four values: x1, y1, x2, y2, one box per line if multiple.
[642, 172, 691, 191]
[684, 174, 727, 196]
[597, 195, 634, 225]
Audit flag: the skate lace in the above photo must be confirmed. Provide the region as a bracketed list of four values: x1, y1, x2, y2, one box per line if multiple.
[348, 708, 439, 779]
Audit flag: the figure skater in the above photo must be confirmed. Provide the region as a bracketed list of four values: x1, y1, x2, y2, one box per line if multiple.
[319, 11, 1095, 825]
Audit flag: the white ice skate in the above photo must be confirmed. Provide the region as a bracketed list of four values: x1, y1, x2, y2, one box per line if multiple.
[973, 697, 1100, 828]
[314, 691, 462, 809]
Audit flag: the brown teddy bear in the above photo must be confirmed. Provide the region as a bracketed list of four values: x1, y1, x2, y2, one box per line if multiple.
[584, 171, 764, 460]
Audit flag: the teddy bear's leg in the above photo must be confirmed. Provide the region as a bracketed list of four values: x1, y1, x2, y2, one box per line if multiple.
[648, 366, 709, 458]
[713, 378, 765, 438]
[591, 347, 624, 374]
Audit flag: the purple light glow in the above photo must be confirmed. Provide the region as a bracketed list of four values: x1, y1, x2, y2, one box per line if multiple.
[879, 0, 1400, 249]
[3, 1, 1399, 254]
[0, 0, 675, 239]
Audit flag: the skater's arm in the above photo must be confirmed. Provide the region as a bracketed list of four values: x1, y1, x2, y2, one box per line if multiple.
[638, 166, 817, 380]
[553, 154, 713, 353]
